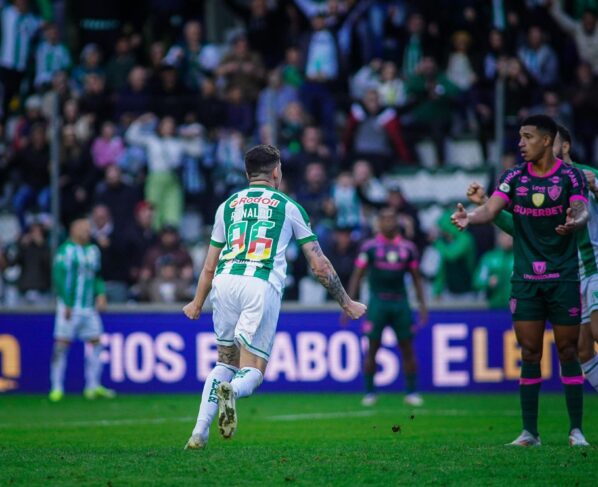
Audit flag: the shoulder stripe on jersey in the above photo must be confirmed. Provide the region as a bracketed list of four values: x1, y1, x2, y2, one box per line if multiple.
[210, 239, 225, 248]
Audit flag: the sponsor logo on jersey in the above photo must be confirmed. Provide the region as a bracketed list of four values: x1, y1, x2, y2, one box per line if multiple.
[230, 196, 280, 208]
[520, 176, 530, 183]
[532, 193, 545, 207]
[386, 251, 398, 263]
[516, 186, 529, 196]
[513, 204, 563, 217]
[550, 176, 560, 184]
[533, 261, 547, 275]
[548, 185, 562, 201]
[499, 183, 510, 193]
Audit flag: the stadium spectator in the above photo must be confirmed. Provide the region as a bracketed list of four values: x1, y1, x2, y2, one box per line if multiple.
[34, 23, 71, 91]
[330, 171, 362, 231]
[351, 159, 387, 212]
[386, 185, 425, 252]
[114, 66, 152, 122]
[213, 129, 247, 199]
[15, 220, 51, 304]
[139, 255, 191, 303]
[79, 73, 112, 130]
[72, 43, 104, 89]
[517, 25, 559, 88]
[343, 88, 412, 174]
[140, 225, 193, 287]
[11, 95, 47, 151]
[397, 11, 439, 78]
[0, 0, 42, 118]
[196, 76, 227, 130]
[91, 121, 125, 169]
[223, 85, 255, 136]
[277, 100, 308, 156]
[62, 98, 94, 143]
[94, 164, 140, 232]
[527, 89, 573, 131]
[377, 61, 408, 109]
[295, 161, 334, 241]
[10, 123, 50, 229]
[105, 35, 135, 93]
[473, 230, 513, 309]
[286, 125, 331, 186]
[325, 225, 359, 290]
[567, 62, 598, 163]
[126, 201, 158, 284]
[150, 64, 192, 121]
[90, 204, 130, 303]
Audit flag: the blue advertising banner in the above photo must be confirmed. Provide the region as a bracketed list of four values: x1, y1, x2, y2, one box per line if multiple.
[0, 310, 581, 394]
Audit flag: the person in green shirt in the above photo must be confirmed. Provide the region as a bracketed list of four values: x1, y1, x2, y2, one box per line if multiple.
[49, 217, 115, 402]
[473, 230, 514, 309]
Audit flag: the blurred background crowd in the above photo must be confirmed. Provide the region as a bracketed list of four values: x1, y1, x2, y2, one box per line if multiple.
[0, 0, 596, 307]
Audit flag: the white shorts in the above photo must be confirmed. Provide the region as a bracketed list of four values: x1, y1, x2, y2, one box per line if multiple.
[211, 274, 281, 361]
[581, 273, 598, 324]
[54, 301, 103, 341]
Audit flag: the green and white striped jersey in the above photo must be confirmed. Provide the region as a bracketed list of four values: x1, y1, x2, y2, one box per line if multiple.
[575, 163, 598, 279]
[211, 185, 317, 294]
[53, 240, 105, 310]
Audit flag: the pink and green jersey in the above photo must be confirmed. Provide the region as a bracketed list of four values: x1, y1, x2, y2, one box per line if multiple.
[210, 185, 317, 295]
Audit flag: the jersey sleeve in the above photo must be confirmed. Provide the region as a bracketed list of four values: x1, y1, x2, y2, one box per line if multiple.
[568, 166, 589, 204]
[491, 168, 518, 204]
[407, 243, 420, 270]
[210, 203, 226, 248]
[355, 242, 370, 269]
[494, 210, 514, 236]
[288, 201, 318, 246]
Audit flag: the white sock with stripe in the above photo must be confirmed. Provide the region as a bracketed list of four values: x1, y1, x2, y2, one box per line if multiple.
[582, 355, 598, 391]
[231, 367, 263, 399]
[85, 343, 102, 391]
[193, 362, 238, 438]
[50, 342, 69, 392]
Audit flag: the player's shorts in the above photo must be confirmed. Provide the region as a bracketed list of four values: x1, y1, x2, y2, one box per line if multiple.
[363, 296, 414, 341]
[54, 300, 103, 341]
[580, 273, 598, 323]
[510, 281, 581, 326]
[211, 274, 281, 361]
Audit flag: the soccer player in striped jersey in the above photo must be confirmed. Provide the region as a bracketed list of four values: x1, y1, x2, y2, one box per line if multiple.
[345, 207, 428, 407]
[49, 217, 115, 402]
[456, 115, 590, 447]
[183, 144, 366, 449]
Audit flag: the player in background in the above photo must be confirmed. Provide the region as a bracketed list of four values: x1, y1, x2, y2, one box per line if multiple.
[182, 144, 366, 449]
[452, 115, 590, 447]
[466, 124, 598, 392]
[49, 217, 115, 402]
[345, 207, 428, 407]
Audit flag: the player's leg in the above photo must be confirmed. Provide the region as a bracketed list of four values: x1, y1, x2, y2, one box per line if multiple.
[362, 338, 381, 406]
[579, 275, 598, 390]
[394, 302, 422, 406]
[583, 310, 598, 390]
[49, 301, 75, 401]
[81, 312, 114, 399]
[186, 345, 240, 449]
[510, 319, 545, 445]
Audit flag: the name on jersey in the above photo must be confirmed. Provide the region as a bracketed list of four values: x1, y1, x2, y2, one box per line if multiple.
[233, 207, 273, 220]
[229, 196, 280, 208]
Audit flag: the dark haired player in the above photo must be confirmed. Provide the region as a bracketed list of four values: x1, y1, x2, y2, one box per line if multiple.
[182, 144, 366, 449]
[452, 115, 590, 447]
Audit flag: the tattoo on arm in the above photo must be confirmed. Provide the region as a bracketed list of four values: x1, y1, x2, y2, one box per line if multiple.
[309, 243, 350, 306]
[571, 199, 589, 226]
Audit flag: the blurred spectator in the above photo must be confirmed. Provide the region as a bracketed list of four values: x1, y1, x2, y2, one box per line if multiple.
[213, 129, 247, 198]
[549, 1, 598, 74]
[398, 11, 439, 78]
[34, 23, 71, 91]
[72, 43, 104, 89]
[126, 113, 203, 229]
[350, 58, 382, 101]
[91, 122, 125, 169]
[567, 61, 598, 163]
[377, 61, 408, 108]
[473, 230, 513, 309]
[256, 68, 299, 144]
[126, 201, 158, 284]
[501, 57, 534, 145]
[15, 220, 51, 304]
[94, 164, 141, 233]
[324, 226, 359, 290]
[164, 20, 220, 92]
[91, 204, 129, 302]
[140, 225, 193, 284]
[387, 185, 425, 252]
[343, 88, 411, 174]
[517, 25, 559, 88]
[330, 171, 362, 230]
[278, 100, 308, 156]
[281, 46, 304, 89]
[0, 0, 42, 118]
[431, 210, 476, 300]
[224, 85, 255, 136]
[62, 98, 93, 143]
[223, 0, 287, 69]
[79, 73, 112, 129]
[59, 124, 96, 226]
[10, 123, 50, 229]
[527, 89, 573, 130]
[352, 159, 387, 211]
[11, 95, 46, 151]
[105, 36, 135, 93]
[139, 255, 191, 303]
[114, 66, 152, 122]
[295, 161, 334, 240]
[403, 56, 460, 165]
[196, 76, 227, 130]
[216, 30, 265, 102]
[151, 64, 192, 120]
[480, 29, 509, 86]
[286, 125, 331, 185]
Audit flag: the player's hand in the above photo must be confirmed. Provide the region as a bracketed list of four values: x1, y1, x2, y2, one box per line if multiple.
[64, 307, 72, 321]
[342, 300, 367, 320]
[555, 207, 577, 235]
[583, 170, 598, 194]
[95, 295, 107, 311]
[451, 203, 469, 231]
[466, 182, 487, 206]
[183, 301, 202, 320]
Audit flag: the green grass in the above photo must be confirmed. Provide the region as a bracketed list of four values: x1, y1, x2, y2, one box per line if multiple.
[1, 393, 597, 486]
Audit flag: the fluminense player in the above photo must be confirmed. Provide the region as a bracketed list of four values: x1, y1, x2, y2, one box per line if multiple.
[345, 207, 428, 407]
[452, 115, 590, 447]
[182, 144, 367, 449]
[466, 124, 598, 393]
[49, 217, 115, 402]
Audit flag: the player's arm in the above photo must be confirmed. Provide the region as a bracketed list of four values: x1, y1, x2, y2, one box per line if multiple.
[556, 199, 589, 235]
[347, 265, 367, 300]
[451, 194, 507, 231]
[408, 265, 428, 326]
[466, 181, 514, 236]
[302, 241, 367, 319]
[183, 244, 223, 320]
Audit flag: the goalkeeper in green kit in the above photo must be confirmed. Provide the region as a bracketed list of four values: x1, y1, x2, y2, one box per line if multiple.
[49, 217, 115, 402]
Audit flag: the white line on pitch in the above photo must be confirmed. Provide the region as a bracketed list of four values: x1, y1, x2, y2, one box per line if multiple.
[268, 410, 377, 421]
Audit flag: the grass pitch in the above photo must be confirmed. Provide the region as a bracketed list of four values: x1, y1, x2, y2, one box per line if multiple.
[1, 393, 597, 486]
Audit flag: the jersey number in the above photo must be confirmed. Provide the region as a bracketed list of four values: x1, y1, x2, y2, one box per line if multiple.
[223, 220, 275, 261]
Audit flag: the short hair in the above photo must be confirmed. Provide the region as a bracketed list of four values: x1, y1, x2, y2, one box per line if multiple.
[556, 124, 572, 145]
[521, 114, 557, 140]
[245, 144, 281, 178]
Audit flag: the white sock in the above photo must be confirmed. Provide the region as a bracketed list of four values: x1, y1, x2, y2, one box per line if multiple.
[85, 343, 103, 391]
[582, 355, 598, 392]
[231, 367, 263, 399]
[192, 362, 238, 438]
[50, 342, 69, 392]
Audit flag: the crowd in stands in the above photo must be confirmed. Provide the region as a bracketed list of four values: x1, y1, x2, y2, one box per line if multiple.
[0, 0, 597, 307]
